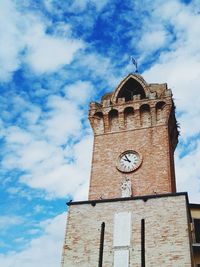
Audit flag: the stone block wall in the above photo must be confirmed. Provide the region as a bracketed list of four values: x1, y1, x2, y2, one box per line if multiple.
[61, 194, 193, 267]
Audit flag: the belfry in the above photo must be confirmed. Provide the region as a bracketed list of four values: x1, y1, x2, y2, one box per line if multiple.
[61, 74, 200, 266]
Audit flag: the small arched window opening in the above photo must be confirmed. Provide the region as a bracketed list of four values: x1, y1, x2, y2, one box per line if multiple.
[109, 109, 119, 131]
[156, 101, 166, 123]
[140, 104, 151, 127]
[124, 107, 134, 129]
[117, 78, 146, 102]
[93, 112, 104, 134]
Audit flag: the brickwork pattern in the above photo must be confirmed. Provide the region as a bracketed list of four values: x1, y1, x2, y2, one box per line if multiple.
[88, 74, 178, 200]
[89, 125, 175, 200]
[62, 195, 192, 267]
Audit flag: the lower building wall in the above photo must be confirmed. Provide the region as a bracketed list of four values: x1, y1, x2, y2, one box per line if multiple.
[62, 195, 192, 267]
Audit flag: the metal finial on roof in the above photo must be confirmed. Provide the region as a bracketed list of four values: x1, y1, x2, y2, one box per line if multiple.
[130, 56, 138, 73]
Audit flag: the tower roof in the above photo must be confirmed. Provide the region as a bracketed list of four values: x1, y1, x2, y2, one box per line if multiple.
[111, 73, 149, 103]
[101, 73, 170, 104]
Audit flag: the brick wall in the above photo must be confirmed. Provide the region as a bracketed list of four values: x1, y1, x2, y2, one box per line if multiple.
[62, 194, 192, 267]
[88, 74, 178, 200]
[89, 125, 175, 200]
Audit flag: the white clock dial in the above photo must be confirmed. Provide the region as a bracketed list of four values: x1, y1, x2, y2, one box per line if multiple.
[117, 151, 141, 173]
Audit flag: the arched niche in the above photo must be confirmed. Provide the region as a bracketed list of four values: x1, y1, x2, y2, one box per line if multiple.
[93, 112, 104, 134]
[140, 104, 151, 127]
[111, 74, 149, 103]
[109, 109, 119, 132]
[124, 107, 134, 129]
[156, 101, 166, 123]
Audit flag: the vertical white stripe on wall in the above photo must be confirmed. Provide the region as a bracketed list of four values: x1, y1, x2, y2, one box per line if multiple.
[113, 249, 129, 267]
[113, 212, 131, 247]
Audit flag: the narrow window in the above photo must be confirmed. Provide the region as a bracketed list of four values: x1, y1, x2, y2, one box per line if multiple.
[109, 109, 119, 131]
[124, 107, 134, 129]
[98, 222, 105, 267]
[156, 101, 166, 123]
[94, 112, 104, 134]
[140, 104, 151, 127]
[194, 219, 200, 243]
[141, 219, 145, 267]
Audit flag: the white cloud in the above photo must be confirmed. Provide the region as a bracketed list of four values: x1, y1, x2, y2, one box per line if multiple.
[137, 0, 200, 141]
[43, 0, 110, 14]
[78, 53, 119, 88]
[137, 25, 171, 58]
[21, 106, 42, 125]
[2, 88, 93, 199]
[0, 0, 23, 81]
[44, 95, 83, 144]
[137, 0, 200, 202]
[64, 80, 94, 105]
[143, 54, 200, 142]
[3, 128, 93, 199]
[0, 213, 66, 267]
[69, 0, 89, 12]
[175, 141, 200, 203]
[33, 205, 44, 213]
[66, 0, 109, 13]
[72, 135, 93, 200]
[0, 215, 24, 230]
[19, 134, 93, 199]
[25, 27, 84, 73]
[155, 0, 183, 20]
[0, 0, 84, 81]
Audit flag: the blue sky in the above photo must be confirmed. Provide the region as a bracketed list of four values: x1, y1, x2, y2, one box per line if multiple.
[0, 0, 200, 266]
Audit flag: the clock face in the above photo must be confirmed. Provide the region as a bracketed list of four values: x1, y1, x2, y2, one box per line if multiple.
[117, 150, 141, 173]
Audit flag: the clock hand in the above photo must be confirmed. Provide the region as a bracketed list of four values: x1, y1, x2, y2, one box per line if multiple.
[124, 155, 131, 162]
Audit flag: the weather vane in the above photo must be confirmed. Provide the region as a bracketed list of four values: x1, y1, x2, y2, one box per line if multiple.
[130, 56, 138, 73]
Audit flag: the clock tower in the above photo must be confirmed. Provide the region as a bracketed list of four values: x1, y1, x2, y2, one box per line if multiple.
[88, 73, 178, 200]
[61, 74, 193, 267]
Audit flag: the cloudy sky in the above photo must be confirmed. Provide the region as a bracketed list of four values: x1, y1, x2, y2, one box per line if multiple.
[0, 0, 200, 266]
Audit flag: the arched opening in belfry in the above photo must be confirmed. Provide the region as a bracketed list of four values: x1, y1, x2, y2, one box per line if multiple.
[93, 112, 104, 134]
[124, 107, 134, 129]
[117, 78, 146, 102]
[156, 101, 166, 123]
[140, 104, 151, 126]
[109, 109, 119, 131]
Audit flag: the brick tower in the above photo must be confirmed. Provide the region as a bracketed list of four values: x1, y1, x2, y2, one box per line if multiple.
[61, 74, 193, 267]
[88, 73, 178, 200]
